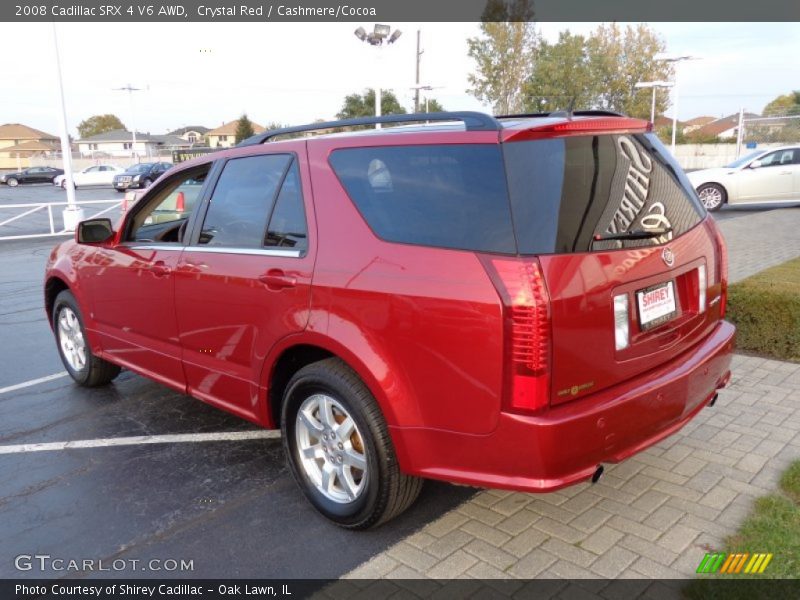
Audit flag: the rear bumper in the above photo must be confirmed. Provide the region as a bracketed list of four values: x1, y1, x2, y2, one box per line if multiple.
[391, 320, 735, 492]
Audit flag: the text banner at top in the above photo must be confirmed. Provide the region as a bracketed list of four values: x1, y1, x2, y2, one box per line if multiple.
[4, 0, 800, 23]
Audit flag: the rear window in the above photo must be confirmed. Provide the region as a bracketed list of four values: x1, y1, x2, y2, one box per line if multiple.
[504, 133, 704, 254]
[329, 145, 516, 253]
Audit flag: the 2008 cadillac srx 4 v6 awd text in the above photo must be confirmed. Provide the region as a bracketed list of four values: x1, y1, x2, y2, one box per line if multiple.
[45, 111, 734, 529]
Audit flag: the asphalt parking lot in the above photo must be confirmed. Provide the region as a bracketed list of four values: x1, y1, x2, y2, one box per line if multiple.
[0, 237, 473, 579]
[0, 183, 126, 239]
[0, 197, 798, 580]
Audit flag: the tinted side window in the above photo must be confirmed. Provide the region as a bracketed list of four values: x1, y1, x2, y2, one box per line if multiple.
[199, 154, 291, 247]
[329, 145, 515, 253]
[264, 161, 307, 252]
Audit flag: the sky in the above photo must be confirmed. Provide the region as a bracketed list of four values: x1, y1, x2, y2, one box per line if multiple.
[1, 21, 797, 137]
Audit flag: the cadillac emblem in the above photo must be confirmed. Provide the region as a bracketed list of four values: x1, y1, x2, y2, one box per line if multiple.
[662, 247, 675, 267]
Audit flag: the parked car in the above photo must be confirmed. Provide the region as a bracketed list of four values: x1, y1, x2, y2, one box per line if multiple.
[687, 146, 800, 211]
[45, 111, 735, 529]
[54, 165, 125, 189]
[0, 166, 63, 186]
[112, 162, 172, 192]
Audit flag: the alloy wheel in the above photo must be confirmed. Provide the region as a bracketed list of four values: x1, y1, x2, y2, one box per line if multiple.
[58, 307, 86, 371]
[295, 393, 368, 503]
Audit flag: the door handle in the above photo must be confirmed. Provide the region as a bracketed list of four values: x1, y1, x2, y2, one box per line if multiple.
[148, 261, 172, 277]
[259, 269, 297, 290]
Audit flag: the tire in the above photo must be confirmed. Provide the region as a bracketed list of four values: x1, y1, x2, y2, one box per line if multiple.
[281, 358, 423, 529]
[53, 290, 121, 387]
[697, 183, 726, 212]
[6, 177, 18, 187]
[116, 188, 126, 193]
[142, 178, 153, 188]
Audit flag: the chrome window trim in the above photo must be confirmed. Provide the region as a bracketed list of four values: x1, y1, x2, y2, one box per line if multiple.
[189, 246, 303, 258]
[126, 244, 302, 258]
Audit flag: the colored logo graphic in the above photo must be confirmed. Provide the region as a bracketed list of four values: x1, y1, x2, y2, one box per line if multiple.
[697, 552, 773, 574]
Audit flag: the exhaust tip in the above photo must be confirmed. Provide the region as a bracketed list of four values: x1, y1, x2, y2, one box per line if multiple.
[591, 465, 604, 484]
[709, 393, 718, 407]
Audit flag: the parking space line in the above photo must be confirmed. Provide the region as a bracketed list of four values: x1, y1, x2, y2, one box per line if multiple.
[0, 371, 68, 395]
[0, 430, 281, 454]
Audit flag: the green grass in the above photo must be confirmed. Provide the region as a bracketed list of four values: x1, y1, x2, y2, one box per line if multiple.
[685, 460, 800, 598]
[726, 257, 800, 362]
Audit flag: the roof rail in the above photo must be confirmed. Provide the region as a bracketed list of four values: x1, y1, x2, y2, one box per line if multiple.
[496, 110, 627, 119]
[238, 111, 501, 146]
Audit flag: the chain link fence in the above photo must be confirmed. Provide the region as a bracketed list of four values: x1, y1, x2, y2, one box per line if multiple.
[737, 111, 800, 157]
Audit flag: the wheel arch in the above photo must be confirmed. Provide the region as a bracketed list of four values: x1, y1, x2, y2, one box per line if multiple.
[261, 331, 417, 435]
[44, 275, 71, 329]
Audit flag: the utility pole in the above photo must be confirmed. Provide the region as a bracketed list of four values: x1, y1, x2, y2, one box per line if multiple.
[113, 84, 141, 161]
[414, 30, 423, 112]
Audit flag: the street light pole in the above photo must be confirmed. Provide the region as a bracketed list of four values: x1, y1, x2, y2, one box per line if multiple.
[51, 23, 83, 231]
[354, 24, 402, 129]
[634, 81, 674, 125]
[655, 55, 699, 156]
[114, 84, 141, 161]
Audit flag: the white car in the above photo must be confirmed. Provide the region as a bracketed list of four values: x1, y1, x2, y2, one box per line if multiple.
[54, 165, 125, 189]
[687, 146, 800, 211]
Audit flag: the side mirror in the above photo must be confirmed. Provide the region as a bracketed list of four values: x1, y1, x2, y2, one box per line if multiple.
[76, 218, 114, 244]
[749, 159, 763, 169]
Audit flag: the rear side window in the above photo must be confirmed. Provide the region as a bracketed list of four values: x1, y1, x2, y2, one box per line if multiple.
[504, 133, 704, 254]
[199, 154, 291, 247]
[329, 145, 516, 253]
[264, 160, 308, 252]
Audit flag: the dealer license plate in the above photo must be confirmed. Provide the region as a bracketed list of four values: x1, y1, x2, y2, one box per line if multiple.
[637, 281, 678, 330]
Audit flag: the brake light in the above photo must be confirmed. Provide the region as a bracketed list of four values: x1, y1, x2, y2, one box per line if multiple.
[503, 117, 652, 142]
[481, 257, 551, 413]
[175, 191, 186, 212]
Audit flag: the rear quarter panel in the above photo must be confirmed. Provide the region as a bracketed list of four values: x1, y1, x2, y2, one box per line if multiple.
[305, 134, 506, 435]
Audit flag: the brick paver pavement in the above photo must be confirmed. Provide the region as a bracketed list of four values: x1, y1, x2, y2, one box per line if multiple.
[344, 208, 800, 580]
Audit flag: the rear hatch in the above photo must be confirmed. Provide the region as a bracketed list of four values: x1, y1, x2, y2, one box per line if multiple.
[502, 121, 726, 407]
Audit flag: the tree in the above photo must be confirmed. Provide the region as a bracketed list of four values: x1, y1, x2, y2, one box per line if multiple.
[420, 98, 445, 113]
[467, 0, 536, 114]
[763, 91, 800, 116]
[523, 31, 593, 112]
[235, 114, 255, 143]
[585, 23, 672, 118]
[336, 89, 406, 120]
[77, 114, 125, 139]
[521, 23, 672, 119]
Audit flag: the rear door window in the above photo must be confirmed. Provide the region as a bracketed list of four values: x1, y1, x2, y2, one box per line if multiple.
[199, 154, 292, 247]
[503, 133, 704, 254]
[264, 160, 308, 252]
[329, 145, 516, 253]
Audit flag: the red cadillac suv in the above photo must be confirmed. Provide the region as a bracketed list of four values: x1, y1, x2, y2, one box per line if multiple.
[44, 111, 734, 529]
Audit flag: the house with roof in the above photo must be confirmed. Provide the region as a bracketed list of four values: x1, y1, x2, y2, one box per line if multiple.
[168, 126, 210, 145]
[682, 116, 716, 134]
[0, 123, 59, 169]
[206, 120, 266, 148]
[76, 129, 192, 158]
[688, 112, 760, 141]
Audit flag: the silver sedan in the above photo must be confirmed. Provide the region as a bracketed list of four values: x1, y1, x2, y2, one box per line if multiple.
[687, 146, 800, 211]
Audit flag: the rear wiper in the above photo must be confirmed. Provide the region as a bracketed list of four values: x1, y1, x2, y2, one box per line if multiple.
[592, 227, 672, 242]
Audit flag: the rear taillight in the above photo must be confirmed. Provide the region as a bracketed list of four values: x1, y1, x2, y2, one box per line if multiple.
[175, 191, 186, 212]
[713, 226, 729, 317]
[481, 257, 551, 414]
